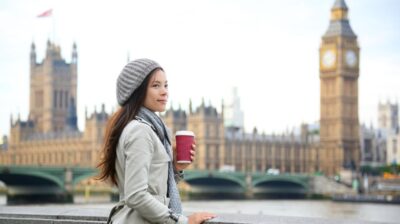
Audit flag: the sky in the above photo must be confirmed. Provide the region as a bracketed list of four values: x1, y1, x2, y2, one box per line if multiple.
[0, 0, 399, 137]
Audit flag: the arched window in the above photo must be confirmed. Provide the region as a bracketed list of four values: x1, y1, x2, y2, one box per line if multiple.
[53, 90, 58, 107]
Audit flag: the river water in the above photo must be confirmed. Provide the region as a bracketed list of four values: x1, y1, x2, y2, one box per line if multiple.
[1, 195, 399, 223]
[182, 200, 399, 223]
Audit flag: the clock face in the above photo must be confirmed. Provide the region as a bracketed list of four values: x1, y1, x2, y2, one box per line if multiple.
[322, 50, 336, 68]
[345, 50, 357, 67]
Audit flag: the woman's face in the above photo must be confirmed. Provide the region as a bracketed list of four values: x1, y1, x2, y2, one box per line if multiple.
[143, 69, 168, 112]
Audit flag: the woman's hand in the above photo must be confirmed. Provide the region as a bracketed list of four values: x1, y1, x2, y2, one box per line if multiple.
[173, 141, 196, 171]
[188, 212, 216, 224]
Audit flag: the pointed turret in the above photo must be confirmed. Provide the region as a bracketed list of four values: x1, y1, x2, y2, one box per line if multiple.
[70, 43, 78, 127]
[332, 0, 348, 10]
[72, 42, 78, 64]
[45, 39, 52, 58]
[30, 42, 36, 66]
[221, 99, 224, 118]
[44, 39, 63, 61]
[189, 99, 193, 114]
[201, 98, 205, 113]
[324, 0, 356, 38]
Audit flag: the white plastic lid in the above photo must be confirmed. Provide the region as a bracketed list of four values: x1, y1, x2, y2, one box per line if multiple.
[175, 130, 195, 136]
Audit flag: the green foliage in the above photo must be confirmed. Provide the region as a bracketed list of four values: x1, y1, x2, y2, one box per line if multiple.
[361, 164, 400, 176]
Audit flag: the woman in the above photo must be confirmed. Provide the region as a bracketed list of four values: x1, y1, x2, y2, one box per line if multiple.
[98, 58, 216, 224]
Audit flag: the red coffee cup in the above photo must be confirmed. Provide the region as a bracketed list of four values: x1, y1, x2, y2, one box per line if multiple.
[175, 130, 195, 163]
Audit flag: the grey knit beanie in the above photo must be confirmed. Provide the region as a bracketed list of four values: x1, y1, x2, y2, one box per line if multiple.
[116, 58, 162, 106]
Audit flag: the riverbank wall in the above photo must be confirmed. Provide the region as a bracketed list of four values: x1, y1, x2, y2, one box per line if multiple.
[0, 206, 392, 224]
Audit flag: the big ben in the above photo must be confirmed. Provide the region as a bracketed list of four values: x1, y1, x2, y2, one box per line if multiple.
[320, 0, 360, 175]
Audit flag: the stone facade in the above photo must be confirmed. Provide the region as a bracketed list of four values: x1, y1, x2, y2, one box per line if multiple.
[1, 0, 374, 177]
[0, 41, 107, 169]
[163, 102, 321, 174]
[29, 40, 78, 133]
[360, 124, 387, 167]
[319, 0, 360, 175]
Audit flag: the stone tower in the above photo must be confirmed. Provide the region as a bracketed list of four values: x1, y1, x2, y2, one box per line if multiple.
[29, 40, 78, 133]
[187, 99, 225, 170]
[319, 0, 360, 175]
[163, 104, 187, 136]
[378, 101, 399, 136]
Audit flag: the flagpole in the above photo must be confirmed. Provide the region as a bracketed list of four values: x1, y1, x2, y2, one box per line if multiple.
[36, 9, 53, 42]
[52, 10, 55, 43]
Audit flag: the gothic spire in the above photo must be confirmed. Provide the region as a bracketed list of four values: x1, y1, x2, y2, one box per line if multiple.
[72, 42, 78, 64]
[323, 0, 356, 38]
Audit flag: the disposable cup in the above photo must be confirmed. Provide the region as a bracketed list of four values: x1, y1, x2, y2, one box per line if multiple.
[175, 130, 195, 163]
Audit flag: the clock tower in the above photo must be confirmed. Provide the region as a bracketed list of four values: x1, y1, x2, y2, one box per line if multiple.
[319, 0, 360, 175]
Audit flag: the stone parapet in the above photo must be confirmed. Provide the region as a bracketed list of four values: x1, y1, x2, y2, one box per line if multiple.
[0, 206, 390, 224]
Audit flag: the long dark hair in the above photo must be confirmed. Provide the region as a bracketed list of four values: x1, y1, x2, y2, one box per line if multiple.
[97, 68, 162, 186]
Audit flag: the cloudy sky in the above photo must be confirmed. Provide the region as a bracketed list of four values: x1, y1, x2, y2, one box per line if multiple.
[0, 0, 399, 137]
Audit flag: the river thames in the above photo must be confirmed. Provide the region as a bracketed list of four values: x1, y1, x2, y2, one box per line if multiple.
[2, 196, 397, 223]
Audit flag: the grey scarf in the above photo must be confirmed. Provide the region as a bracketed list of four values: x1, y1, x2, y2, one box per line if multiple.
[137, 107, 182, 214]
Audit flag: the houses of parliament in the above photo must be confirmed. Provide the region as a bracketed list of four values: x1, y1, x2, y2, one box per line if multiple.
[0, 1, 394, 177]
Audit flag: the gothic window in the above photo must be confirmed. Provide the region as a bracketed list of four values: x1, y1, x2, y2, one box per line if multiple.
[59, 90, 63, 108]
[65, 91, 69, 108]
[206, 144, 210, 160]
[40, 154, 44, 164]
[45, 154, 49, 164]
[53, 90, 57, 108]
[86, 152, 92, 162]
[215, 145, 219, 162]
[52, 153, 56, 164]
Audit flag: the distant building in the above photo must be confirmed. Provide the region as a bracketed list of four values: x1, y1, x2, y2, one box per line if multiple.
[319, 0, 361, 175]
[224, 87, 244, 133]
[386, 133, 400, 165]
[378, 101, 399, 137]
[28, 40, 78, 133]
[0, 41, 107, 168]
[379, 101, 400, 165]
[2, 0, 378, 177]
[164, 101, 320, 173]
[359, 124, 386, 167]
[0, 135, 7, 151]
[358, 100, 400, 167]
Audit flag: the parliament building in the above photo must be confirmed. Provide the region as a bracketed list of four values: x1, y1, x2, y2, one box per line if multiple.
[1, 0, 364, 176]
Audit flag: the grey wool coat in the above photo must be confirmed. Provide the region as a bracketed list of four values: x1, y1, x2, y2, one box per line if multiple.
[110, 120, 178, 224]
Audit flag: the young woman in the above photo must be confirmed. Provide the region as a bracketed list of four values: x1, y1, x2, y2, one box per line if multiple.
[98, 58, 216, 224]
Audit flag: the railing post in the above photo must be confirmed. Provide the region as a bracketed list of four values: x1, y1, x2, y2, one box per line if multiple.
[64, 167, 73, 203]
[245, 172, 253, 199]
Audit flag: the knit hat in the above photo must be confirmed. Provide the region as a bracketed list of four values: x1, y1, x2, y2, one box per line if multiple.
[116, 58, 162, 106]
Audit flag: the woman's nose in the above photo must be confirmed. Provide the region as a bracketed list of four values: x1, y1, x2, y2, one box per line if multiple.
[161, 86, 168, 95]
